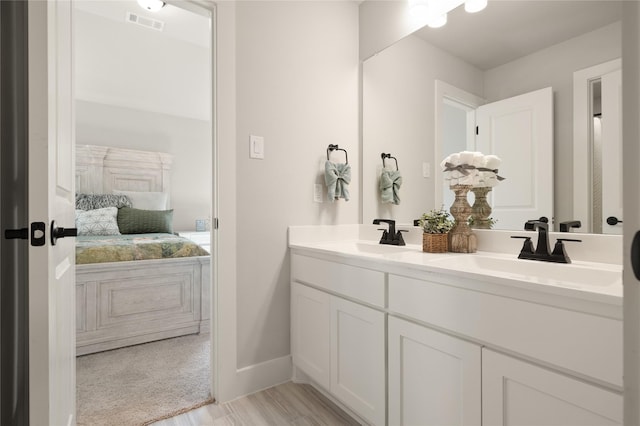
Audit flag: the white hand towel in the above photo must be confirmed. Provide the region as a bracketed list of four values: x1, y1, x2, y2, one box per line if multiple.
[459, 151, 474, 165]
[472, 152, 485, 168]
[485, 155, 502, 169]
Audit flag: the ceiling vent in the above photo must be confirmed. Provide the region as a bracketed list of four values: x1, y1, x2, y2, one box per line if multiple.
[126, 12, 164, 31]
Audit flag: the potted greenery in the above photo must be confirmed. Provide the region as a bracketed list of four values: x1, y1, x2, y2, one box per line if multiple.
[468, 215, 497, 229]
[418, 207, 454, 253]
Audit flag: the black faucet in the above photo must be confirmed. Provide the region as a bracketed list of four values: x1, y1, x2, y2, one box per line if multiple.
[524, 220, 551, 256]
[512, 219, 581, 263]
[372, 219, 406, 246]
[559, 220, 581, 232]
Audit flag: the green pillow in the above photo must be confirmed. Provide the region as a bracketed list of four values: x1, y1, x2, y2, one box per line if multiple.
[117, 207, 174, 234]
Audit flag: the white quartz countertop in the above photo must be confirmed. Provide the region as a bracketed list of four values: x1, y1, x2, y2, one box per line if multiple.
[289, 225, 623, 316]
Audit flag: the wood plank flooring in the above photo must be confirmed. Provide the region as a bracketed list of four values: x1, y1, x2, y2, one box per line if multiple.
[151, 381, 361, 426]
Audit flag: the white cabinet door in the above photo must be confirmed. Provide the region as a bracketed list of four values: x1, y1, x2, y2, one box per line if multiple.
[475, 87, 553, 230]
[330, 297, 385, 426]
[483, 348, 622, 426]
[291, 283, 331, 390]
[388, 316, 481, 426]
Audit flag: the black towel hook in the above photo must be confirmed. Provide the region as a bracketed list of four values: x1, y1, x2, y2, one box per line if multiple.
[381, 153, 399, 171]
[327, 144, 349, 164]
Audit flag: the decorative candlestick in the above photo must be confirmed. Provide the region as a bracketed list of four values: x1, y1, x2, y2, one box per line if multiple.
[470, 187, 492, 229]
[448, 184, 477, 253]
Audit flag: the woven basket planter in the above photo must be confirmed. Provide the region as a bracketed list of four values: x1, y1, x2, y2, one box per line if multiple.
[422, 233, 449, 253]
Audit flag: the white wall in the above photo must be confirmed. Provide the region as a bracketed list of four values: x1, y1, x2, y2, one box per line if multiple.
[74, 5, 211, 231]
[362, 34, 484, 225]
[359, 0, 426, 60]
[483, 22, 621, 226]
[235, 2, 359, 369]
[75, 101, 211, 231]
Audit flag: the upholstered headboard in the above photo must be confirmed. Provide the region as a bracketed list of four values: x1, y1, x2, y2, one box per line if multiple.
[76, 145, 172, 202]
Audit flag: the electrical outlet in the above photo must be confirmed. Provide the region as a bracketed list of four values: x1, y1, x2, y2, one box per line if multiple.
[423, 162, 430, 178]
[314, 184, 323, 203]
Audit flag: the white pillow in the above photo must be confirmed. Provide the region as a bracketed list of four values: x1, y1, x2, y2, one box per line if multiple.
[76, 207, 121, 236]
[112, 190, 168, 210]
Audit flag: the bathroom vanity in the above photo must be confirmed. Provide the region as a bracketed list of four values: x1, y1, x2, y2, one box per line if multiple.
[289, 225, 623, 426]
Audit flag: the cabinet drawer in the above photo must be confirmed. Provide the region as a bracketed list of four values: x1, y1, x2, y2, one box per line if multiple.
[388, 274, 622, 387]
[291, 254, 385, 308]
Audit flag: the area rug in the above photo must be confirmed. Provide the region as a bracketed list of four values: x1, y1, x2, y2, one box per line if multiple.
[77, 333, 212, 426]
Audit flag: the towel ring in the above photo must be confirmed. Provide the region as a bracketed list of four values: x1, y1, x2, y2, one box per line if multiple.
[327, 144, 349, 164]
[381, 153, 399, 171]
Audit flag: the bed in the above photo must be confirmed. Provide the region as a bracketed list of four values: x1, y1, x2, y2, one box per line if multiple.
[75, 144, 211, 356]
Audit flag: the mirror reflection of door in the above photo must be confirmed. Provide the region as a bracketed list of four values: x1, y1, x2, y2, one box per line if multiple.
[441, 99, 475, 210]
[600, 69, 623, 235]
[475, 87, 554, 230]
[439, 84, 554, 230]
[573, 58, 622, 234]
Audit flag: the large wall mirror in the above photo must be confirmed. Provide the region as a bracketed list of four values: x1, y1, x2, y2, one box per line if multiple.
[362, 1, 623, 233]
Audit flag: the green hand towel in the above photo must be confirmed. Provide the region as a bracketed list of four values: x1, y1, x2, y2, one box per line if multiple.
[325, 160, 351, 202]
[380, 169, 402, 205]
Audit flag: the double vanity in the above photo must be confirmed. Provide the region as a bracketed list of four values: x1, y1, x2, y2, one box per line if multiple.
[289, 224, 623, 426]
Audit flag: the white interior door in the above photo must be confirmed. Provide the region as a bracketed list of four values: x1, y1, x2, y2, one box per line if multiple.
[601, 69, 623, 235]
[28, 1, 76, 425]
[475, 87, 554, 230]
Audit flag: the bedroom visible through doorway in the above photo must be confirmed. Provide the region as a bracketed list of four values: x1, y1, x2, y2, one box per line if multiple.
[72, 1, 215, 423]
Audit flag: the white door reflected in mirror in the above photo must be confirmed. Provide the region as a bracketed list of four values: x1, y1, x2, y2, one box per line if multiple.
[440, 86, 554, 230]
[601, 69, 623, 235]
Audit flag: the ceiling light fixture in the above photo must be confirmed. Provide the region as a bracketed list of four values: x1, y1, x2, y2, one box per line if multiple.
[427, 13, 447, 29]
[464, 0, 488, 14]
[137, 0, 166, 12]
[409, 0, 487, 28]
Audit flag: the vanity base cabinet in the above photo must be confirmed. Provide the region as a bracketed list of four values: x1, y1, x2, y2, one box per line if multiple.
[482, 348, 623, 426]
[330, 296, 385, 426]
[290, 253, 386, 426]
[291, 282, 331, 390]
[388, 316, 481, 426]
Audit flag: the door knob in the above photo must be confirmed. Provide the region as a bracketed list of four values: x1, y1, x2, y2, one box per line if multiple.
[606, 216, 623, 226]
[50, 220, 78, 245]
[632, 231, 640, 280]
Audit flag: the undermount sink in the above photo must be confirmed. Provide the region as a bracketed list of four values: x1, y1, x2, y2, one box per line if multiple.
[429, 253, 622, 291]
[308, 240, 414, 256]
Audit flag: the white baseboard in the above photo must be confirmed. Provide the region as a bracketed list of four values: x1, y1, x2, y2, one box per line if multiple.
[233, 354, 293, 399]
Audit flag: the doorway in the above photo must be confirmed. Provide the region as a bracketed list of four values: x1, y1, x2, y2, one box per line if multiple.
[73, 1, 216, 423]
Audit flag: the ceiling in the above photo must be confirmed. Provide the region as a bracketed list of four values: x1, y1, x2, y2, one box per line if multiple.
[74, 0, 210, 48]
[413, 0, 623, 70]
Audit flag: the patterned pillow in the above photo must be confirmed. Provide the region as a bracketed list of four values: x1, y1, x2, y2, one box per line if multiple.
[75, 194, 132, 210]
[75, 194, 93, 211]
[92, 194, 132, 209]
[76, 207, 121, 236]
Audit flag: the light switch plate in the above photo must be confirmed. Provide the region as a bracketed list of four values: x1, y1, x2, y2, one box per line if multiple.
[250, 135, 264, 159]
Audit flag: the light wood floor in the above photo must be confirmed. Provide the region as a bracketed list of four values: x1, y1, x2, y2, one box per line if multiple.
[151, 381, 361, 426]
